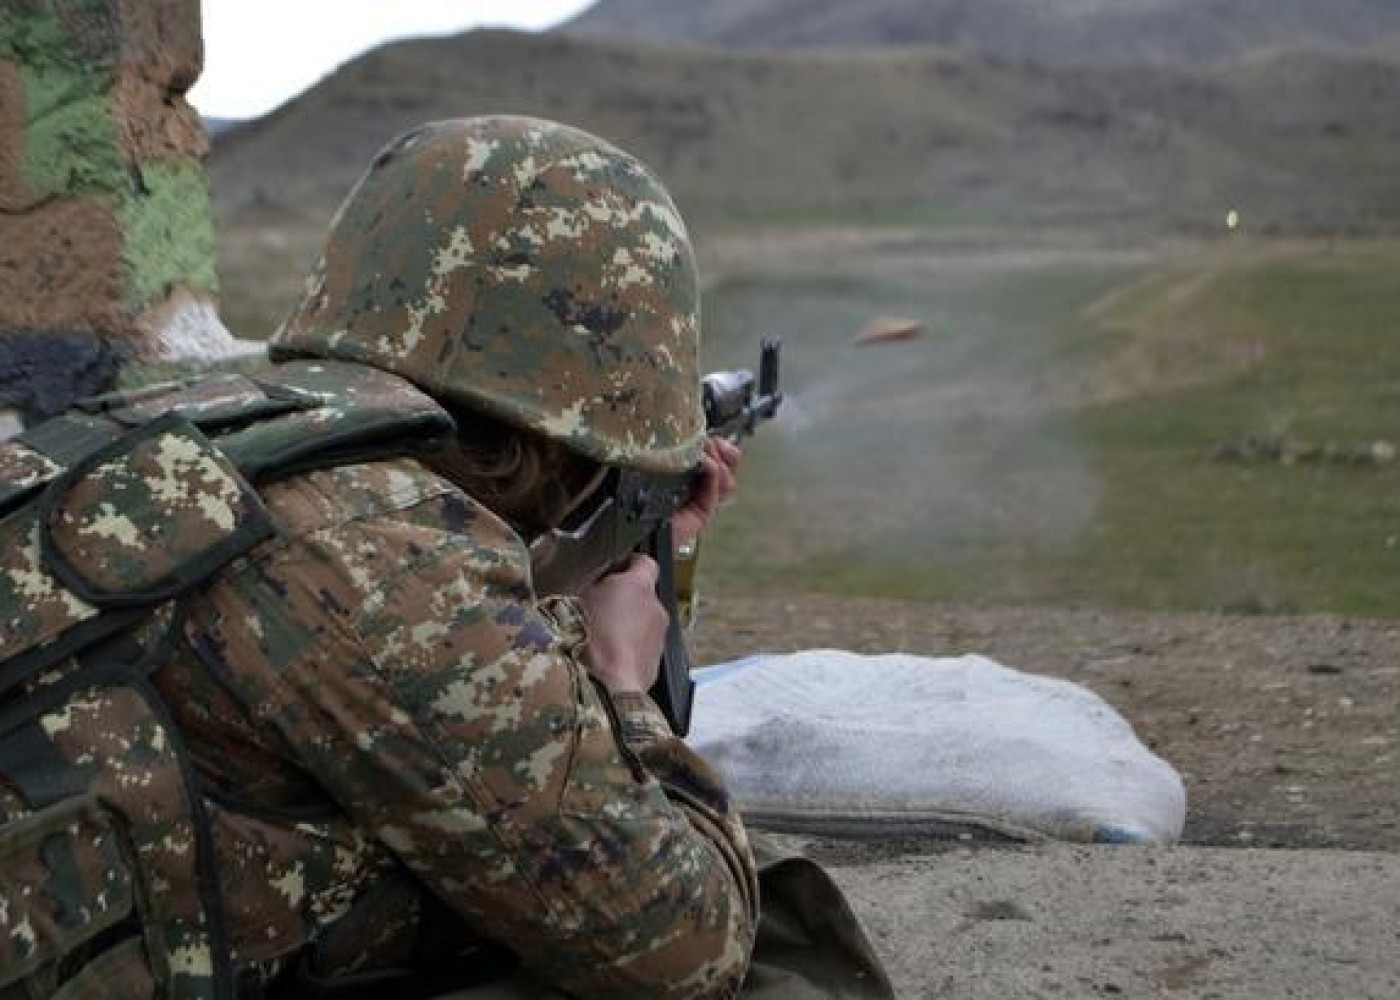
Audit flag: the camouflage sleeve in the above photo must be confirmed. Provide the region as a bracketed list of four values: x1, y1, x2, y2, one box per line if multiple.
[607, 688, 761, 938]
[536, 596, 759, 939]
[307, 505, 758, 998]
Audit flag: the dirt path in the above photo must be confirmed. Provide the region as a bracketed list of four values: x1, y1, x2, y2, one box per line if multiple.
[691, 595, 1400, 851]
[821, 844, 1400, 999]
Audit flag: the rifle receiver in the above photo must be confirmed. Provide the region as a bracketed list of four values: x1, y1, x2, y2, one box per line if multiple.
[702, 340, 783, 439]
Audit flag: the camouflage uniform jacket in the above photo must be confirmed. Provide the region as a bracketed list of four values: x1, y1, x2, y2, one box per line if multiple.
[153, 454, 759, 998]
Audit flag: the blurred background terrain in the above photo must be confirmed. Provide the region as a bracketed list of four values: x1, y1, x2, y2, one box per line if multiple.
[210, 0, 1400, 618]
[566, 0, 1400, 63]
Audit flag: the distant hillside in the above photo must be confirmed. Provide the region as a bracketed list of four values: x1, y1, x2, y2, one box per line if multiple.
[201, 116, 242, 137]
[208, 29, 1400, 237]
[563, 0, 1400, 66]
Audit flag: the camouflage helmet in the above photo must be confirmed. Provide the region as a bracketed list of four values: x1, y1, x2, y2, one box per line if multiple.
[270, 116, 704, 475]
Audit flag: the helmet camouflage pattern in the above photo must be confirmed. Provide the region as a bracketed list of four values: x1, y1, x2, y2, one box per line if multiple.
[270, 116, 704, 475]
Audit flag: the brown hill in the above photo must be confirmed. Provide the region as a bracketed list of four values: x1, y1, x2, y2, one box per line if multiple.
[208, 30, 1400, 237]
[562, 0, 1400, 67]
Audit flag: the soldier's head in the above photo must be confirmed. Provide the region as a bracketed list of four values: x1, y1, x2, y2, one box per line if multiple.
[270, 116, 704, 529]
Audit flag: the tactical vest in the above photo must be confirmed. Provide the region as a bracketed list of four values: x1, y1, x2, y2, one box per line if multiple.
[0, 361, 455, 1000]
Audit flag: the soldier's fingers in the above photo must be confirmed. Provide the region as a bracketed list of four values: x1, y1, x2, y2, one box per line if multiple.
[710, 436, 742, 473]
[693, 454, 724, 513]
[702, 449, 737, 505]
[622, 553, 660, 587]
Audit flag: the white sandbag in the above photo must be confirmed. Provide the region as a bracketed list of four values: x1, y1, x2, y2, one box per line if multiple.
[688, 650, 1186, 845]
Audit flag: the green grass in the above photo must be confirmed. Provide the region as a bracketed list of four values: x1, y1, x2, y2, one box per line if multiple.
[698, 239, 1400, 617]
[1063, 246, 1400, 616]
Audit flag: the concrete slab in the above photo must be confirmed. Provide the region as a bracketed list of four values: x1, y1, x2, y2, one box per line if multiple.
[824, 845, 1400, 999]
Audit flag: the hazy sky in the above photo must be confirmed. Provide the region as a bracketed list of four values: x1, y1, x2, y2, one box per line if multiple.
[190, 0, 596, 119]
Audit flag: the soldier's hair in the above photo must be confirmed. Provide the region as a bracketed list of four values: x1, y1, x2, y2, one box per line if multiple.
[430, 409, 602, 537]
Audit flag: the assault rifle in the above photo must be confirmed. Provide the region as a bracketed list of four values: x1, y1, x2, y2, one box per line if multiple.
[530, 341, 783, 736]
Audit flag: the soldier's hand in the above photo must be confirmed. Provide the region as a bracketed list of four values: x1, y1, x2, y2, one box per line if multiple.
[577, 554, 668, 694]
[672, 437, 742, 549]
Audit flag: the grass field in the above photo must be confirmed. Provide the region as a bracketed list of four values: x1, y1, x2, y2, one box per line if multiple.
[697, 236, 1400, 617]
[213, 219, 1400, 616]
[215, 221, 325, 339]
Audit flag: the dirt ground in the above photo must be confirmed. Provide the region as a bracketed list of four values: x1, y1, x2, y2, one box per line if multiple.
[818, 844, 1400, 999]
[690, 594, 1400, 853]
